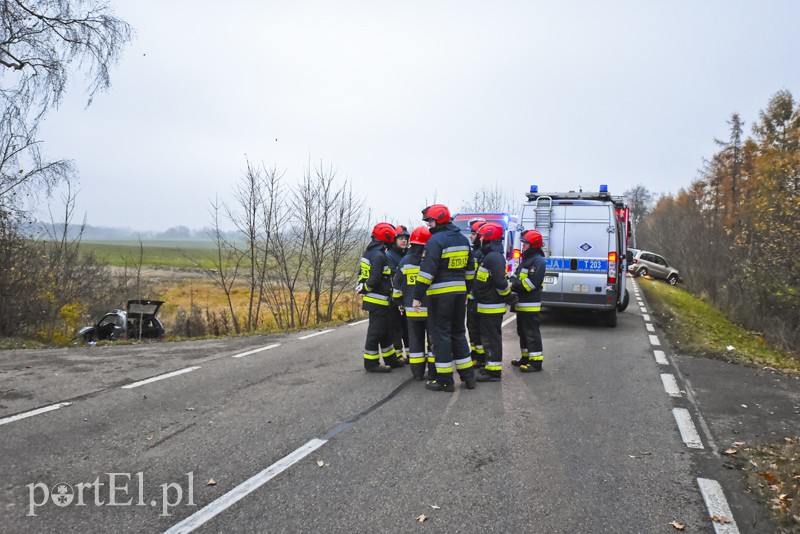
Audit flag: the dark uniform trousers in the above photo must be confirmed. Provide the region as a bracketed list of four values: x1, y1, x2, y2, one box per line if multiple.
[364, 307, 398, 369]
[466, 299, 485, 365]
[427, 293, 475, 386]
[516, 311, 543, 369]
[479, 312, 505, 373]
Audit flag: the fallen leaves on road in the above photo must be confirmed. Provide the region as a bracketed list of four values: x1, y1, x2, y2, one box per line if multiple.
[711, 514, 730, 524]
[669, 520, 685, 530]
[317, 460, 325, 468]
[417, 514, 428, 523]
[722, 448, 737, 455]
[430, 505, 440, 510]
[146, 434, 154, 441]
[207, 479, 216, 486]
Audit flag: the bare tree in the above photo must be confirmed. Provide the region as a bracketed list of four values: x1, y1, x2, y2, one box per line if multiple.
[459, 183, 515, 213]
[623, 184, 654, 248]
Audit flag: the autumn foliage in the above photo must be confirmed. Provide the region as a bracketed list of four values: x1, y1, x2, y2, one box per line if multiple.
[638, 90, 800, 352]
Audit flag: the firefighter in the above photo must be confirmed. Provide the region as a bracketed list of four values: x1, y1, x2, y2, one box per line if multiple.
[386, 225, 410, 361]
[472, 222, 512, 382]
[357, 222, 404, 372]
[393, 225, 435, 380]
[412, 204, 476, 392]
[466, 218, 486, 368]
[510, 229, 547, 372]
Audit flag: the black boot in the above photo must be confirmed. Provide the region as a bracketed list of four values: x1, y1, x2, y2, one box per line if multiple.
[476, 368, 501, 382]
[511, 356, 529, 367]
[425, 380, 455, 392]
[519, 362, 542, 373]
[366, 365, 391, 373]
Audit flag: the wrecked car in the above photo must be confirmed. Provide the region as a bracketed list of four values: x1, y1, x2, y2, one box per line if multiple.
[77, 300, 165, 342]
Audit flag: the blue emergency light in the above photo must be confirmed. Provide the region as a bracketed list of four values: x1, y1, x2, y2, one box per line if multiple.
[599, 184, 608, 192]
[530, 185, 538, 193]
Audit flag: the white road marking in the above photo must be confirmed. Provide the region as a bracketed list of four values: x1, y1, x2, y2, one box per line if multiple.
[163, 438, 327, 534]
[231, 343, 281, 358]
[660, 374, 682, 397]
[121, 367, 201, 389]
[298, 329, 333, 340]
[646, 323, 655, 332]
[654, 350, 669, 365]
[347, 319, 368, 326]
[673, 408, 704, 449]
[649, 335, 660, 346]
[642, 314, 650, 321]
[640, 306, 648, 313]
[502, 315, 517, 327]
[697, 478, 740, 533]
[0, 402, 72, 427]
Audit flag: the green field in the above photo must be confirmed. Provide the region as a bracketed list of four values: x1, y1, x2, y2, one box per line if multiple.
[81, 240, 233, 269]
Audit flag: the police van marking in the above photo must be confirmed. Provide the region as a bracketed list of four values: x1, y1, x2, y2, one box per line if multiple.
[545, 258, 608, 272]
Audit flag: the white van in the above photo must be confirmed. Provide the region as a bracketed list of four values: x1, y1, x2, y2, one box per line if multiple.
[515, 185, 630, 326]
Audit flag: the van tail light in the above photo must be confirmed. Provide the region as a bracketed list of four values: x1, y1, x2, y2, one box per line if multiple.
[513, 249, 520, 260]
[608, 252, 617, 284]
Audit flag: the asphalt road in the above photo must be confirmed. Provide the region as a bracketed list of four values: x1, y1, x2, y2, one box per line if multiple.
[1, 278, 791, 533]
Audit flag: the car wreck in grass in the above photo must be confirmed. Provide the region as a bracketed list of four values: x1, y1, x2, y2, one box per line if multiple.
[77, 300, 165, 342]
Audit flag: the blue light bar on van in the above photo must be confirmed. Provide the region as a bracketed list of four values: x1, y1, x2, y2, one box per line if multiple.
[599, 184, 608, 192]
[530, 185, 538, 193]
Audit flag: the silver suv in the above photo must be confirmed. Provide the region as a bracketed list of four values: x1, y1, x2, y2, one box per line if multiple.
[628, 250, 680, 285]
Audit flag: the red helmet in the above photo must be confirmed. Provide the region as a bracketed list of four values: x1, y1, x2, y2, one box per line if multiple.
[468, 217, 486, 232]
[372, 222, 397, 243]
[409, 225, 431, 245]
[521, 229, 543, 248]
[421, 204, 451, 224]
[394, 225, 410, 238]
[478, 222, 504, 241]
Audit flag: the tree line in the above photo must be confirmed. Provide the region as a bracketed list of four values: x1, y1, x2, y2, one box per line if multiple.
[635, 90, 799, 351]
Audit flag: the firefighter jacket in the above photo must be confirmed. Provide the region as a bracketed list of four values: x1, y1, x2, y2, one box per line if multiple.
[472, 240, 511, 314]
[358, 239, 393, 311]
[392, 248, 428, 320]
[467, 241, 485, 302]
[385, 245, 406, 272]
[511, 247, 546, 313]
[413, 222, 475, 300]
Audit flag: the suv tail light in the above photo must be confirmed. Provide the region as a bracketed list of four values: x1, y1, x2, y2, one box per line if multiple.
[608, 252, 617, 284]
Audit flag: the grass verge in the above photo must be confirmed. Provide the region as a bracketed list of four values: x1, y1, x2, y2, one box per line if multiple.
[638, 277, 799, 532]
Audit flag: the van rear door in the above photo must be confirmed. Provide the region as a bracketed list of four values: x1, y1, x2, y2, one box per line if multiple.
[558, 202, 614, 307]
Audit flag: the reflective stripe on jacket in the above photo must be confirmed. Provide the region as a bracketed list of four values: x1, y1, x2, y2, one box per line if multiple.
[413, 223, 474, 300]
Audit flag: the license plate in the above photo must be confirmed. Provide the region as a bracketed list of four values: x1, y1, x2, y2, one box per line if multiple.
[544, 275, 556, 284]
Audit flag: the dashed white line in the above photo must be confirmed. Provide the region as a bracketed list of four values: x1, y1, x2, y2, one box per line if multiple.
[502, 315, 517, 327]
[697, 478, 740, 533]
[163, 438, 327, 534]
[654, 350, 668, 365]
[660, 374, 682, 397]
[646, 323, 655, 332]
[649, 335, 660, 346]
[298, 329, 334, 340]
[232, 343, 281, 358]
[639, 306, 648, 313]
[121, 366, 201, 389]
[0, 402, 72, 426]
[642, 314, 651, 321]
[673, 408, 704, 449]
[347, 319, 368, 326]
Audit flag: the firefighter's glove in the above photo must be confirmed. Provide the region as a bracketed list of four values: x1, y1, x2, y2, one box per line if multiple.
[509, 275, 523, 293]
[505, 292, 519, 307]
[355, 282, 366, 295]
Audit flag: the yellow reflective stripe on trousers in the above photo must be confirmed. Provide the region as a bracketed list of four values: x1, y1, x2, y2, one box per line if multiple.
[364, 352, 380, 360]
[406, 309, 428, 318]
[485, 362, 502, 371]
[529, 351, 543, 361]
[454, 356, 473, 370]
[409, 352, 426, 364]
[477, 303, 506, 314]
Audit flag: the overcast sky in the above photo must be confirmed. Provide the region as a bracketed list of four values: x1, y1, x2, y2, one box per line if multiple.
[37, 0, 800, 232]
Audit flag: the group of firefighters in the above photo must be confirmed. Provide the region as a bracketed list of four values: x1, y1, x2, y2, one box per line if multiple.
[356, 203, 547, 392]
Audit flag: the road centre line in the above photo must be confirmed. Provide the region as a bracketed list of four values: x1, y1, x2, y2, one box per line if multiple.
[660, 374, 682, 397]
[163, 438, 327, 534]
[654, 350, 669, 365]
[697, 478, 740, 533]
[502, 315, 517, 327]
[0, 402, 72, 427]
[121, 367, 201, 389]
[298, 329, 334, 340]
[649, 335, 660, 346]
[231, 343, 281, 358]
[673, 408, 704, 449]
[347, 319, 368, 326]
